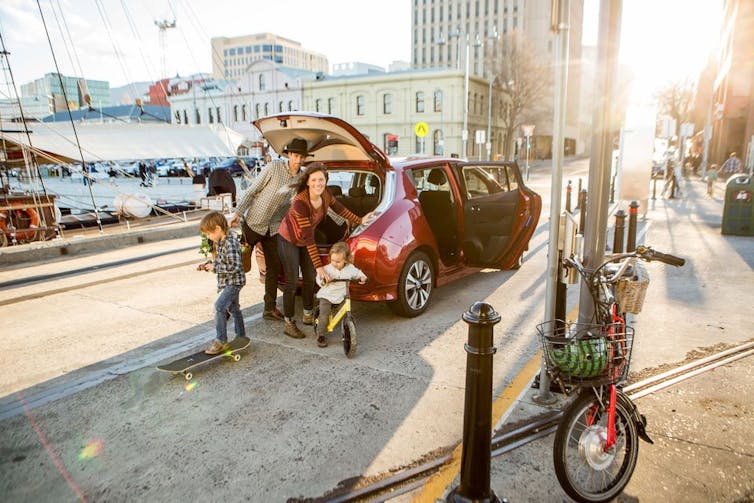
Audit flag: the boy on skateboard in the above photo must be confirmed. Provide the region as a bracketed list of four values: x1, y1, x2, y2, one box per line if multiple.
[198, 211, 247, 355]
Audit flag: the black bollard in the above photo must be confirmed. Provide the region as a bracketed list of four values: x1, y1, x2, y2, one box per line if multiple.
[578, 189, 587, 233]
[575, 178, 583, 209]
[447, 302, 502, 503]
[613, 210, 626, 253]
[610, 173, 616, 203]
[565, 180, 572, 213]
[627, 201, 639, 252]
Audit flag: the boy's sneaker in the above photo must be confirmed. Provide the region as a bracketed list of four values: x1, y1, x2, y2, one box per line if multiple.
[284, 321, 306, 339]
[263, 307, 284, 321]
[205, 340, 229, 355]
[302, 312, 314, 325]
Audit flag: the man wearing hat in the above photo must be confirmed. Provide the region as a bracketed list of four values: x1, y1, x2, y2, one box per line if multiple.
[720, 152, 742, 176]
[231, 138, 310, 321]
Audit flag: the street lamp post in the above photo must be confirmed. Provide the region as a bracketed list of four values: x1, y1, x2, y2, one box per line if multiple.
[485, 28, 499, 161]
[462, 34, 471, 158]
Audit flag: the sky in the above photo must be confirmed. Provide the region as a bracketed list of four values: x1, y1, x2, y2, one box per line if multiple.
[0, 0, 722, 99]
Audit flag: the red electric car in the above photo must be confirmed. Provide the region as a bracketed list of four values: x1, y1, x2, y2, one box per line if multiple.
[254, 113, 542, 317]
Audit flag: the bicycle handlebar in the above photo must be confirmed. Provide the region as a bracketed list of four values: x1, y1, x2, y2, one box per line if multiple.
[637, 246, 685, 267]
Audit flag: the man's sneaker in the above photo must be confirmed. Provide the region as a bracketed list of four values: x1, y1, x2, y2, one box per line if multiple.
[302, 312, 315, 325]
[263, 307, 284, 321]
[205, 340, 229, 355]
[317, 335, 328, 348]
[284, 321, 306, 339]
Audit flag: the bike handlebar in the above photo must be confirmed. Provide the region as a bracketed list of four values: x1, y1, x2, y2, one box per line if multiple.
[636, 246, 685, 267]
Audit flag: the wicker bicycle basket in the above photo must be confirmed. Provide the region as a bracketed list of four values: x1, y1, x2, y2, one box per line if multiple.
[537, 320, 635, 387]
[614, 259, 650, 314]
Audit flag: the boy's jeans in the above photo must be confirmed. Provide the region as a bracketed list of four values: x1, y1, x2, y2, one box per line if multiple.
[215, 285, 245, 343]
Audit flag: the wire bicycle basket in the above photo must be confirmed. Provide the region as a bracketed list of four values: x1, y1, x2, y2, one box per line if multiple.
[537, 320, 635, 387]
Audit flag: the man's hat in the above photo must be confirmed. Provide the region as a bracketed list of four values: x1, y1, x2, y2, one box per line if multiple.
[283, 138, 311, 157]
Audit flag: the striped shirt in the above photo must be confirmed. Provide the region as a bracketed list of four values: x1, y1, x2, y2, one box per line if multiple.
[278, 189, 362, 269]
[212, 232, 246, 291]
[234, 159, 300, 235]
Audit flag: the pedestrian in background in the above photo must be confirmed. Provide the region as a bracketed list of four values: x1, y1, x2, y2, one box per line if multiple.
[197, 211, 246, 355]
[706, 164, 718, 197]
[720, 152, 742, 176]
[276, 162, 374, 339]
[231, 137, 308, 322]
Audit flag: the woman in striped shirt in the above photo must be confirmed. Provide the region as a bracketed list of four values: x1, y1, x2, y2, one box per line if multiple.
[277, 163, 375, 339]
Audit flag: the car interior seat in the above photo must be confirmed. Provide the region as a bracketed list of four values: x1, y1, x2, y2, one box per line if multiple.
[346, 186, 368, 216]
[418, 168, 457, 258]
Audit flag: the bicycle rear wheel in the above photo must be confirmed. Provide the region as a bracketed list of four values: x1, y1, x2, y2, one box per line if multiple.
[553, 390, 639, 502]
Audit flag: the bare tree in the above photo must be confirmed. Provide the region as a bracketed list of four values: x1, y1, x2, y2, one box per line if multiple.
[655, 79, 696, 140]
[488, 31, 551, 160]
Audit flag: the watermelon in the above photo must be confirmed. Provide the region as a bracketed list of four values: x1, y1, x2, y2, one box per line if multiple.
[550, 337, 608, 378]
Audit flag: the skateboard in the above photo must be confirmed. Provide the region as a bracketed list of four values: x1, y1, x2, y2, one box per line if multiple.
[156, 336, 251, 381]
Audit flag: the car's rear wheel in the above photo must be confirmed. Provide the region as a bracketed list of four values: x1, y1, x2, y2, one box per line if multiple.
[389, 251, 433, 317]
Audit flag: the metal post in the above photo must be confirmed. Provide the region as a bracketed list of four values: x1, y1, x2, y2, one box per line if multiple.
[612, 210, 626, 253]
[487, 77, 493, 161]
[652, 177, 657, 200]
[575, 178, 582, 208]
[447, 302, 502, 503]
[565, 180, 572, 213]
[535, 0, 570, 406]
[578, 0, 623, 324]
[626, 200, 639, 252]
[578, 189, 587, 232]
[462, 34, 470, 158]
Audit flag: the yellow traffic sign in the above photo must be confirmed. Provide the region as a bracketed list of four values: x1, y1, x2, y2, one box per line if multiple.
[414, 122, 429, 138]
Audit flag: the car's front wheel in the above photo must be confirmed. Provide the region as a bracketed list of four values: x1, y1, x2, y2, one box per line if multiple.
[389, 251, 433, 317]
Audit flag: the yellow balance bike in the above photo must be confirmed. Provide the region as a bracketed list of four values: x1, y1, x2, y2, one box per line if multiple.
[312, 279, 359, 358]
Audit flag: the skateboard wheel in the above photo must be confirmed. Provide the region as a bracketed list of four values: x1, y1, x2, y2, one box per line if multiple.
[233, 354, 241, 362]
[184, 372, 193, 381]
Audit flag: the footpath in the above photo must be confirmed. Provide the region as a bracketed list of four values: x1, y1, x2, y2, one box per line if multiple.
[412, 174, 754, 502]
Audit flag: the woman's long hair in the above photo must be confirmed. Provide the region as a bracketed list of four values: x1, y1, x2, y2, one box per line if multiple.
[295, 162, 328, 194]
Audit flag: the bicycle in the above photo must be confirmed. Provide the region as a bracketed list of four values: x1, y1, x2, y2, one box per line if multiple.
[537, 245, 685, 502]
[312, 279, 361, 358]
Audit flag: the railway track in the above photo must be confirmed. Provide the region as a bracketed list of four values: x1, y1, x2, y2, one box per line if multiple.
[305, 341, 754, 502]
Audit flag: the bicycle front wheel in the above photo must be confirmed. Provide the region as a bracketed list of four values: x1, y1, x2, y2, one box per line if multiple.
[553, 390, 639, 502]
[342, 316, 357, 358]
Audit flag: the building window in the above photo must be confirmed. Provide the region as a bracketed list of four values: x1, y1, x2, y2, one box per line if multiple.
[433, 130, 444, 155]
[416, 91, 425, 113]
[216, 107, 221, 123]
[383, 93, 392, 115]
[434, 90, 443, 112]
[195, 109, 201, 124]
[328, 98, 334, 114]
[264, 102, 269, 115]
[255, 104, 260, 119]
[315, 99, 321, 112]
[233, 105, 239, 122]
[258, 74, 266, 91]
[357, 95, 365, 116]
[288, 100, 294, 111]
[279, 101, 284, 113]
[242, 104, 247, 121]
[182, 110, 188, 124]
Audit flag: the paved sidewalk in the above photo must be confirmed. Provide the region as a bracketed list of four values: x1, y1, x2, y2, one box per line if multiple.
[422, 175, 754, 502]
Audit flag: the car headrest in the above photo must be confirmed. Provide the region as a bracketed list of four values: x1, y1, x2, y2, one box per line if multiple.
[327, 185, 343, 197]
[427, 168, 446, 186]
[349, 187, 367, 197]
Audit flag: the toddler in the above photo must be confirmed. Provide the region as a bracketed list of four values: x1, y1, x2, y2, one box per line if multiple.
[315, 242, 366, 348]
[198, 211, 247, 354]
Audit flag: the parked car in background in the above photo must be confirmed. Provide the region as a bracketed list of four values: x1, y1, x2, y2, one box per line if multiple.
[254, 112, 542, 317]
[211, 157, 249, 177]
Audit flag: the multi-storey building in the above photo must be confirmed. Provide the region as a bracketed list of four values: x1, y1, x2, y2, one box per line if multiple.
[411, 0, 585, 157]
[20, 73, 111, 113]
[708, 0, 754, 170]
[211, 33, 329, 80]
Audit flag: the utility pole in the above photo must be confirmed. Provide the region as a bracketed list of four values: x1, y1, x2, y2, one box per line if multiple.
[578, 0, 623, 324]
[155, 19, 177, 80]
